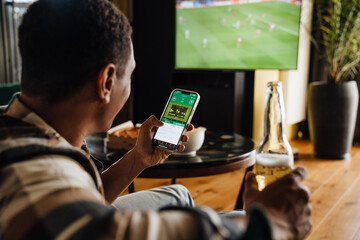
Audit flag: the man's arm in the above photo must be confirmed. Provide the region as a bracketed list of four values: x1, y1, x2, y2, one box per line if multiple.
[100, 148, 148, 202]
[101, 115, 193, 203]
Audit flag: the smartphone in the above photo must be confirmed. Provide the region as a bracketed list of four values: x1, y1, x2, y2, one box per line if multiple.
[152, 89, 200, 152]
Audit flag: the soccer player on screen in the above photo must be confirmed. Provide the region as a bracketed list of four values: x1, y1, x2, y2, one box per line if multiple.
[179, 16, 186, 25]
[242, 22, 246, 29]
[237, 37, 242, 48]
[185, 29, 189, 39]
[232, 20, 240, 29]
[203, 37, 208, 48]
[268, 22, 275, 32]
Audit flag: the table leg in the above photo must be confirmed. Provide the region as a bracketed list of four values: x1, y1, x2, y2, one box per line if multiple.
[234, 165, 253, 210]
[128, 181, 135, 193]
[171, 178, 177, 184]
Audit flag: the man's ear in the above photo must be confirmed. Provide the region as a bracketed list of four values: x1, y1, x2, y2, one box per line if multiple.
[97, 63, 117, 103]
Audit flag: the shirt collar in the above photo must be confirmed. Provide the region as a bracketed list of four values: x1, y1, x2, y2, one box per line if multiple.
[4, 94, 70, 147]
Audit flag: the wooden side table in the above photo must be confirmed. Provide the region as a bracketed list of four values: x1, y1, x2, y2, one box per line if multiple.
[88, 130, 256, 209]
[120, 131, 256, 209]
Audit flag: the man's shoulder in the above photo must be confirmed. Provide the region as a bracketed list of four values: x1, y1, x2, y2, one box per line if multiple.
[0, 111, 105, 197]
[1, 154, 102, 194]
[0, 155, 109, 240]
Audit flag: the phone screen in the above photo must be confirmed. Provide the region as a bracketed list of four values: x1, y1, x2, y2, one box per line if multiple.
[153, 90, 199, 150]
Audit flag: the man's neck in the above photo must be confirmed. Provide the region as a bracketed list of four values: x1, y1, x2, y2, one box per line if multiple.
[19, 93, 98, 148]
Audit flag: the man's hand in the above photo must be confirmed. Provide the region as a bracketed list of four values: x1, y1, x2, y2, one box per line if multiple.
[244, 167, 312, 240]
[132, 115, 193, 168]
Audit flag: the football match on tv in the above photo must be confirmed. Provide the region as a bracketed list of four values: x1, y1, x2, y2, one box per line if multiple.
[175, 0, 302, 70]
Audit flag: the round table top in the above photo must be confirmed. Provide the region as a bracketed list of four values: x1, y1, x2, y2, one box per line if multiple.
[139, 130, 256, 178]
[157, 130, 255, 167]
[88, 130, 256, 178]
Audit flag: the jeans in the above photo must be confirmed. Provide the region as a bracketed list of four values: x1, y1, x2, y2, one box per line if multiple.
[111, 184, 246, 219]
[112, 184, 195, 210]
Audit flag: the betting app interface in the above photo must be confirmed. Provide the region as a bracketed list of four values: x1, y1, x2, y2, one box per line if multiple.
[154, 90, 198, 145]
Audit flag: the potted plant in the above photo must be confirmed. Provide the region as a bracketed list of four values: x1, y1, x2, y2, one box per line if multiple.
[308, 0, 360, 159]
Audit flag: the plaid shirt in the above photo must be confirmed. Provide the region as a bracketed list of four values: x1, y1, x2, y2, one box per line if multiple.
[0, 96, 266, 240]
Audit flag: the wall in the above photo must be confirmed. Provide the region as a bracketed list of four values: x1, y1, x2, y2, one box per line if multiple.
[131, 0, 254, 136]
[111, 0, 134, 126]
[252, 0, 313, 143]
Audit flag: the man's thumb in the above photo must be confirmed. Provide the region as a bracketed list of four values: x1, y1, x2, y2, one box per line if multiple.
[142, 115, 163, 131]
[150, 115, 164, 127]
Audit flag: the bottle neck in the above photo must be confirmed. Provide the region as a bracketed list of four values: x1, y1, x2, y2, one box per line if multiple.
[263, 83, 287, 146]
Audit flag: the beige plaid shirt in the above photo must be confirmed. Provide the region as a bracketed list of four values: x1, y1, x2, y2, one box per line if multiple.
[0, 96, 247, 240]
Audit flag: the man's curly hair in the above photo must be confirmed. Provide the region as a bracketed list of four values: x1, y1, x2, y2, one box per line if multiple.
[19, 0, 132, 102]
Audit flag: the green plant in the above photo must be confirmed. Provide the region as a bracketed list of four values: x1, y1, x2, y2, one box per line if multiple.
[313, 0, 360, 83]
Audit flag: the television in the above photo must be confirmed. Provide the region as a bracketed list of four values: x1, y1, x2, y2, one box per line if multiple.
[175, 0, 302, 70]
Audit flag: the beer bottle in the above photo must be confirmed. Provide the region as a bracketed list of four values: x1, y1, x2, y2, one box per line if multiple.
[254, 81, 294, 191]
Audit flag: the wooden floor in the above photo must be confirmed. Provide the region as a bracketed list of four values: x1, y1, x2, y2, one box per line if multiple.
[124, 167, 246, 212]
[123, 139, 360, 239]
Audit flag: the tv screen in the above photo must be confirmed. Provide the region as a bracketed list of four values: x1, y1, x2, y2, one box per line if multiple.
[175, 0, 302, 70]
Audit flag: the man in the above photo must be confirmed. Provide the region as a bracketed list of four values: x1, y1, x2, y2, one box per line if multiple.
[185, 29, 190, 39]
[0, 0, 311, 239]
[237, 37, 242, 48]
[203, 37, 208, 48]
[268, 22, 276, 32]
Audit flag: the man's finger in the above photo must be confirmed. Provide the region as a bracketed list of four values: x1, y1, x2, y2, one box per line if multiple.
[177, 144, 185, 152]
[294, 205, 312, 239]
[150, 115, 164, 127]
[288, 183, 311, 204]
[295, 219, 312, 240]
[181, 135, 189, 142]
[304, 204, 312, 217]
[143, 116, 163, 132]
[288, 167, 308, 182]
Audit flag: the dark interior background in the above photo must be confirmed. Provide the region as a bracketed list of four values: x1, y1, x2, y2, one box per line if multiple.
[130, 0, 254, 138]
